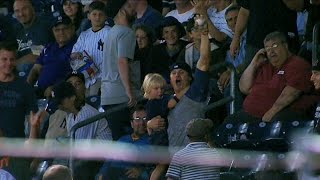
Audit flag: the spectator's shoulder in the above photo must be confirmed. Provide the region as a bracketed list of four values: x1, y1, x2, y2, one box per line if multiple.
[118, 134, 132, 142]
[82, 103, 100, 116]
[287, 55, 311, 68]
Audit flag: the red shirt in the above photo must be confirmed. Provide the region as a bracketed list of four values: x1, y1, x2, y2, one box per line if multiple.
[243, 55, 312, 118]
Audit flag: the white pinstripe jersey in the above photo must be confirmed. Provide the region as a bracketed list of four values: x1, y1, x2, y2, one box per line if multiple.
[66, 103, 112, 140]
[72, 25, 111, 78]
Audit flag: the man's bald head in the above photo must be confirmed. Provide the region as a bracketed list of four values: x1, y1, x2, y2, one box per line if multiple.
[43, 165, 72, 180]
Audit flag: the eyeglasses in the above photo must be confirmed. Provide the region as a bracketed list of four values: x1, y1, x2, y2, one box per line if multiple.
[132, 117, 147, 122]
[264, 42, 284, 52]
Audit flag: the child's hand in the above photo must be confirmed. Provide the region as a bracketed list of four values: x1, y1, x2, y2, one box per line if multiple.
[70, 52, 83, 60]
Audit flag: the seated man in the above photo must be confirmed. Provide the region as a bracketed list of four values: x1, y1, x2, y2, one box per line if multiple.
[27, 15, 75, 98]
[51, 81, 112, 180]
[51, 81, 112, 140]
[166, 118, 220, 180]
[97, 104, 150, 180]
[225, 31, 316, 124]
[13, 0, 53, 76]
[45, 72, 88, 142]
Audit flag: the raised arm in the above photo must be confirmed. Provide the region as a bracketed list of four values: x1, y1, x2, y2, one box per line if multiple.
[28, 110, 47, 140]
[191, 0, 228, 42]
[196, 18, 211, 72]
[230, 7, 249, 58]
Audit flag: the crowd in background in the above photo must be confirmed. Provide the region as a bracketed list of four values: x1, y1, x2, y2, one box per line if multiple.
[0, 0, 320, 179]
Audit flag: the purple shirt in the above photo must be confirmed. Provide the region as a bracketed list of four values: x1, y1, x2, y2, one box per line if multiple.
[36, 40, 75, 89]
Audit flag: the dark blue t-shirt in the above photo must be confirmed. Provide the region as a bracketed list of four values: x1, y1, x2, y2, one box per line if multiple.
[15, 16, 53, 58]
[0, 77, 37, 137]
[146, 95, 171, 146]
[186, 68, 210, 102]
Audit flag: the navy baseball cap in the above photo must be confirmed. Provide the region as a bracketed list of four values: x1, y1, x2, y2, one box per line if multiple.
[52, 15, 72, 28]
[65, 72, 85, 84]
[170, 62, 193, 77]
[51, 82, 76, 105]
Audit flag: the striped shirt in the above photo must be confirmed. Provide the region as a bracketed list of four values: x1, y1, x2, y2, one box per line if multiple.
[166, 142, 220, 180]
[207, 5, 233, 38]
[66, 103, 112, 140]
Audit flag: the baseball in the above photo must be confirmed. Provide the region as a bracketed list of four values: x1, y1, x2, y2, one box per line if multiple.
[196, 18, 205, 26]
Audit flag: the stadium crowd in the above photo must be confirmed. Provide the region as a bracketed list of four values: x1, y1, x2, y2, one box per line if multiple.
[0, 0, 320, 179]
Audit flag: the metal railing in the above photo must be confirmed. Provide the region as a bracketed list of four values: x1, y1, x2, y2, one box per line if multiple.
[312, 23, 320, 67]
[68, 64, 237, 173]
[204, 62, 236, 115]
[68, 102, 132, 175]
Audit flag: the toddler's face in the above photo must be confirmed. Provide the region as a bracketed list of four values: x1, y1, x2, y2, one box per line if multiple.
[149, 85, 163, 100]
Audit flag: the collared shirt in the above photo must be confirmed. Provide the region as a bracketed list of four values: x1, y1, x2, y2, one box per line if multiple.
[36, 40, 75, 89]
[207, 5, 233, 38]
[243, 55, 312, 117]
[166, 142, 220, 180]
[225, 31, 247, 68]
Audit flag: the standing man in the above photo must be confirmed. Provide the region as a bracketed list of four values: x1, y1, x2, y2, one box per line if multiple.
[147, 16, 211, 148]
[0, 41, 37, 138]
[166, 118, 220, 180]
[101, 2, 137, 140]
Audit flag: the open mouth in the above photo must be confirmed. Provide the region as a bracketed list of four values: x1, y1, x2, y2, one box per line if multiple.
[176, 79, 181, 86]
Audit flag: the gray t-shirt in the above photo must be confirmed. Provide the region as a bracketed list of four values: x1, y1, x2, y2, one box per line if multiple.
[168, 96, 206, 147]
[101, 25, 136, 105]
[168, 69, 209, 148]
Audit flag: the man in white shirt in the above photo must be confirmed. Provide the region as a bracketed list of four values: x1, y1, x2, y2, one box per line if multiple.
[166, 0, 194, 24]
